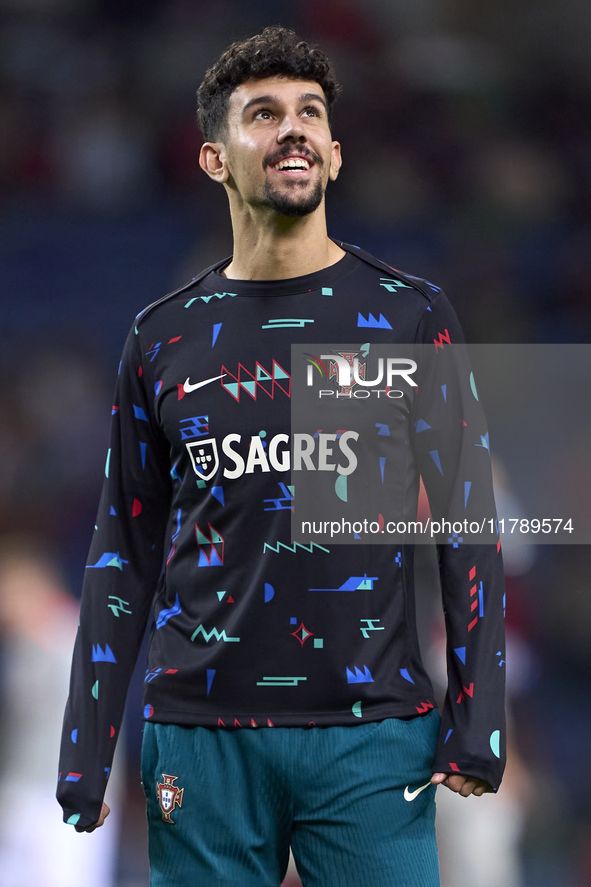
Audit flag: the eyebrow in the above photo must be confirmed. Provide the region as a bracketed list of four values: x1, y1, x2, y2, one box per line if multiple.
[241, 92, 327, 115]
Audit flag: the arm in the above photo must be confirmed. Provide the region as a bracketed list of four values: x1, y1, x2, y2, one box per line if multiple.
[411, 291, 506, 794]
[57, 323, 172, 829]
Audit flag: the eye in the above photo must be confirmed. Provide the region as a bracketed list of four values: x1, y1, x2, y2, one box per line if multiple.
[302, 106, 321, 117]
[254, 109, 273, 120]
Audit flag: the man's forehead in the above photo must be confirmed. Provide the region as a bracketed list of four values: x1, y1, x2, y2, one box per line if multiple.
[229, 76, 327, 112]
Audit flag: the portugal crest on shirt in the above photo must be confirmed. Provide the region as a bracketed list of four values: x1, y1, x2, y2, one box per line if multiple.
[156, 774, 184, 823]
[186, 438, 219, 481]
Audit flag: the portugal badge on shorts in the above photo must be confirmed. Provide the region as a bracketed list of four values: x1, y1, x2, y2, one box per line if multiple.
[156, 774, 184, 823]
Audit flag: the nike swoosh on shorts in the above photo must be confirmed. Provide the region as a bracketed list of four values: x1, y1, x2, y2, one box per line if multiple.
[404, 781, 432, 802]
[183, 373, 226, 393]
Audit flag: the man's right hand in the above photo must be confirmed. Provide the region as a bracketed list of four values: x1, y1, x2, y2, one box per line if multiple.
[75, 802, 110, 833]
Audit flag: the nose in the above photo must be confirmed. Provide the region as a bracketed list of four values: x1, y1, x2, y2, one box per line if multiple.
[277, 112, 306, 143]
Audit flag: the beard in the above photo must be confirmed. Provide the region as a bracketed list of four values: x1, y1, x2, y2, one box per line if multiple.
[259, 176, 325, 217]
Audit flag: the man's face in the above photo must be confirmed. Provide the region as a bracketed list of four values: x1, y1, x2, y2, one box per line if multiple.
[218, 76, 341, 217]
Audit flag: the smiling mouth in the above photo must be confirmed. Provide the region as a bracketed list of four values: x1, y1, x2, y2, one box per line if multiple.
[264, 147, 321, 174]
[273, 158, 311, 171]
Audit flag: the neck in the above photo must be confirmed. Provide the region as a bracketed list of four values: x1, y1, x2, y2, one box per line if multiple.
[222, 198, 345, 280]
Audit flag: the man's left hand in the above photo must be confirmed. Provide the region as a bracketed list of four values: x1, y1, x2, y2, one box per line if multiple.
[431, 772, 492, 797]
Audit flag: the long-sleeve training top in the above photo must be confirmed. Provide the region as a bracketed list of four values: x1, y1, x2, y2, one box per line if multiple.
[57, 242, 506, 829]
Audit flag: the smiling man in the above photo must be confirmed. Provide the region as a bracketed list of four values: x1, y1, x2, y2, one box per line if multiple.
[199, 68, 344, 280]
[222, 81, 336, 216]
[57, 26, 506, 887]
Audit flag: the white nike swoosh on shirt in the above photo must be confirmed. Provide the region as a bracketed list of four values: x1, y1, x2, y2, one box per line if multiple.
[183, 373, 226, 393]
[404, 781, 432, 802]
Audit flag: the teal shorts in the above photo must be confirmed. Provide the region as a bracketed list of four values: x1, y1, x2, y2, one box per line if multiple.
[141, 710, 441, 887]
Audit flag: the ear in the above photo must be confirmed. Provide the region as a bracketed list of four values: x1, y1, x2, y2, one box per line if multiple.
[199, 142, 229, 183]
[329, 140, 342, 182]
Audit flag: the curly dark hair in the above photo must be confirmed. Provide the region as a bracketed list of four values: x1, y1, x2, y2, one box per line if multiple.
[197, 26, 341, 142]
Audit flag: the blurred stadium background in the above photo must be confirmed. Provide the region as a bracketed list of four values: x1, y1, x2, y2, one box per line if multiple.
[0, 1, 590, 885]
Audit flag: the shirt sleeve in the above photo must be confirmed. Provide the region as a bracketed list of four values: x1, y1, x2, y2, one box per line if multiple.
[57, 323, 172, 828]
[411, 290, 506, 790]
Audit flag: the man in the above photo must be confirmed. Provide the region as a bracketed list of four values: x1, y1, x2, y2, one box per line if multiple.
[58, 26, 505, 886]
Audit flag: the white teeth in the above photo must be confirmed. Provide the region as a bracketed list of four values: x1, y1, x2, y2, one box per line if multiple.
[274, 158, 310, 170]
